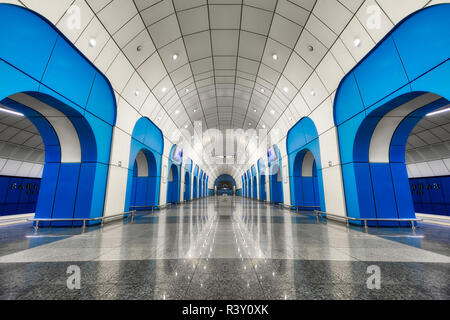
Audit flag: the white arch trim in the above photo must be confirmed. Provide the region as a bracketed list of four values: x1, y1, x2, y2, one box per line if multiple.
[10, 93, 82, 163]
[369, 93, 441, 163]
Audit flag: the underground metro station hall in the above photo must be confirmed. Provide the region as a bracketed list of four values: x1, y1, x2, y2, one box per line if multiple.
[0, 0, 449, 305]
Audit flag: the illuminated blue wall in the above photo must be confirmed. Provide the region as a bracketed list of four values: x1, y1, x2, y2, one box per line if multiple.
[0, 4, 116, 225]
[287, 117, 325, 212]
[334, 4, 450, 225]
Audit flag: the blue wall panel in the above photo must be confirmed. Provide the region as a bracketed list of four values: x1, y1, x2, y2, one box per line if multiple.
[409, 176, 450, 216]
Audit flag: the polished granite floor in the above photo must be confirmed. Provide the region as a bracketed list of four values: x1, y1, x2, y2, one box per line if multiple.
[0, 196, 449, 300]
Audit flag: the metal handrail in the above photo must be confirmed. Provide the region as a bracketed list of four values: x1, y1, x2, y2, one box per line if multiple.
[129, 205, 164, 211]
[28, 210, 137, 230]
[313, 210, 422, 231]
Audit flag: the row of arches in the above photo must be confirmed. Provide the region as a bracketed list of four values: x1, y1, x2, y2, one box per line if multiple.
[126, 132, 210, 212]
[241, 4, 450, 225]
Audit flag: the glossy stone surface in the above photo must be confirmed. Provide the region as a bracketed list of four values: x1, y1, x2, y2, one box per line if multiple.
[0, 197, 448, 300]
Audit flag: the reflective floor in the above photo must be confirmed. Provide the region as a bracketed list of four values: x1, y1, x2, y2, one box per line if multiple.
[0, 196, 449, 300]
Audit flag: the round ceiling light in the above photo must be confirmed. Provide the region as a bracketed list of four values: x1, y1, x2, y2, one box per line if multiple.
[353, 38, 362, 47]
[272, 54, 278, 61]
[88, 37, 97, 48]
[172, 54, 179, 61]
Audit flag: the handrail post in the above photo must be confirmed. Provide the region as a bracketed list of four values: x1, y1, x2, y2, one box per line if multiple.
[411, 220, 416, 231]
[82, 220, 86, 232]
[346, 219, 350, 228]
[34, 220, 39, 231]
[364, 220, 368, 232]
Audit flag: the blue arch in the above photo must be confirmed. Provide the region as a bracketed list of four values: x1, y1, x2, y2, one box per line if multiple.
[125, 117, 163, 212]
[257, 158, 267, 201]
[199, 170, 204, 199]
[268, 145, 284, 204]
[183, 157, 193, 201]
[167, 145, 183, 204]
[246, 170, 251, 199]
[193, 165, 199, 199]
[251, 165, 258, 199]
[0, 4, 116, 225]
[333, 4, 450, 225]
[287, 117, 325, 212]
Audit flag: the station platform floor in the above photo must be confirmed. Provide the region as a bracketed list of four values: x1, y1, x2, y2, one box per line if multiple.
[0, 196, 448, 300]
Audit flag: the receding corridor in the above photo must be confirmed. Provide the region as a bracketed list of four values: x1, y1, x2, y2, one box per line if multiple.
[1, 196, 448, 300]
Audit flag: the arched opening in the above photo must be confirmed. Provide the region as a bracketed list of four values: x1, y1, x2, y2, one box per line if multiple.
[292, 151, 321, 211]
[348, 93, 449, 225]
[129, 149, 158, 210]
[183, 171, 191, 201]
[287, 117, 325, 212]
[258, 159, 267, 201]
[167, 164, 180, 204]
[0, 5, 116, 225]
[215, 174, 236, 196]
[334, 4, 450, 225]
[268, 145, 284, 204]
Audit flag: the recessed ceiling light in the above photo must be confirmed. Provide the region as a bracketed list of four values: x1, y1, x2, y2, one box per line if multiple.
[253, 109, 257, 113]
[260, 88, 265, 93]
[249, 122, 252, 126]
[193, 108, 197, 113]
[184, 124, 188, 129]
[307, 45, 314, 52]
[289, 116, 293, 121]
[172, 54, 179, 61]
[162, 87, 167, 93]
[137, 45, 143, 52]
[185, 88, 190, 93]
[157, 116, 162, 120]
[270, 109, 275, 115]
[272, 54, 278, 61]
[88, 37, 97, 47]
[134, 90, 140, 97]
[353, 38, 361, 47]
[283, 87, 289, 93]
[310, 89, 316, 96]
[175, 109, 180, 115]
[262, 124, 266, 129]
